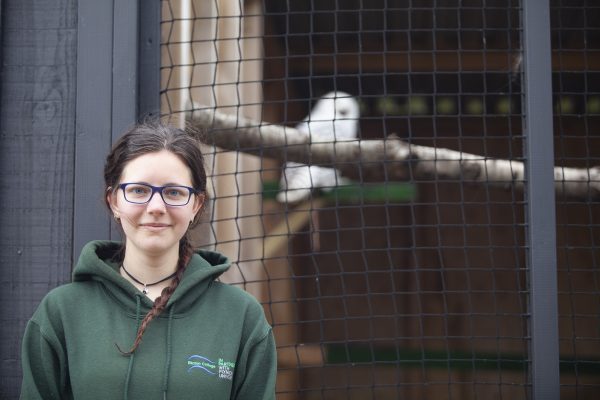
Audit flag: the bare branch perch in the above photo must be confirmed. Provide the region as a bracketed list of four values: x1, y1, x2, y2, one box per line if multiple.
[188, 107, 600, 199]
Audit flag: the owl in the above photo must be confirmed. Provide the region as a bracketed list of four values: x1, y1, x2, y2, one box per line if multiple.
[277, 91, 360, 203]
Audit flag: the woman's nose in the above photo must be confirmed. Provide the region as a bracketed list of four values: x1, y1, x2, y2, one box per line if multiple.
[146, 191, 167, 212]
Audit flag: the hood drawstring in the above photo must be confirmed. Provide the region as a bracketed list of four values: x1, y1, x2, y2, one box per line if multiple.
[123, 294, 142, 400]
[162, 305, 175, 400]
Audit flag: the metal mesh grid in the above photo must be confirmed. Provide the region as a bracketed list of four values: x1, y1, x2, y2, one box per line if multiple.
[551, 1, 600, 398]
[160, 0, 598, 398]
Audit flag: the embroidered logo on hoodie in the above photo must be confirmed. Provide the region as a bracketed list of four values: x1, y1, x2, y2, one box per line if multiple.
[187, 355, 235, 380]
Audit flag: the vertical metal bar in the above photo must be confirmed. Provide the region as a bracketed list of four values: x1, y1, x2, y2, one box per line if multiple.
[112, 0, 139, 142]
[522, 1, 560, 399]
[0, 1, 3, 75]
[110, 0, 142, 240]
[138, 0, 161, 118]
[74, 0, 114, 260]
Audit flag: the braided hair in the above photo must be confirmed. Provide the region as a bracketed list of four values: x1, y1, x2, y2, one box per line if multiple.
[104, 120, 207, 354]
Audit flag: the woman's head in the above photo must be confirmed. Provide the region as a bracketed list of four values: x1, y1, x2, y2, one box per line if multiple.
[105, 121, 207, 224]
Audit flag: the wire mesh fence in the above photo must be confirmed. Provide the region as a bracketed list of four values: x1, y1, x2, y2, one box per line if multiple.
[551, 2, 600, 399]
[160, 0, 598, 398]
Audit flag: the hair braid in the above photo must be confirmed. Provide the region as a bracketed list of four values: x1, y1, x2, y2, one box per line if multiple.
[119, 237, 194, 355]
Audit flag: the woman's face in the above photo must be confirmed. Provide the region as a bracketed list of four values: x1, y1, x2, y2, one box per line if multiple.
[107, 150, 204, 258]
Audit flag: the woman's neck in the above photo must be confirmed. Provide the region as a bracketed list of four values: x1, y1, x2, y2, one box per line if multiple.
[121, 245, 179, 284]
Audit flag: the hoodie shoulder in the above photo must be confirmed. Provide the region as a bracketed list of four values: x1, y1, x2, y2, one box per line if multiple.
[27, 280, 95, 345]
[190, 249, 265, 323]
[33, 281, 99, 316]
[208, 282, 272, 338]
[210, 281, 264, 309]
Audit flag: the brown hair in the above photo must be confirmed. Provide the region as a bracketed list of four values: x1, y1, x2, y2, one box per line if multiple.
[104, 119, 207, 354]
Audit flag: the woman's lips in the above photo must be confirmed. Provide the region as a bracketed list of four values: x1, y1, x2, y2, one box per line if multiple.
[140, 223, 170, 231]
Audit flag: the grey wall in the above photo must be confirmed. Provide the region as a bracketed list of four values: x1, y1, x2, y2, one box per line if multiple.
[0, 0, 77, 397]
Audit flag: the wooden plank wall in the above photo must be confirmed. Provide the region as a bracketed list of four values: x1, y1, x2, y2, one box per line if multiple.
[0, 0, 77, 397]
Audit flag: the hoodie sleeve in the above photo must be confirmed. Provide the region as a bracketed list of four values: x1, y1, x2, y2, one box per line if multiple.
[20, 319, 68, 399]
[233, 328, 277, 400]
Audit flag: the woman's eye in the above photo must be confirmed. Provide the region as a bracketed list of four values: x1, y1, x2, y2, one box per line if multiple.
[127, 185, 150, 196]
[165, 188, 183, 197]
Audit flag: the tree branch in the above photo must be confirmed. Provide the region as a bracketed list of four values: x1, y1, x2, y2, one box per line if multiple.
[188, 107, 600, 199]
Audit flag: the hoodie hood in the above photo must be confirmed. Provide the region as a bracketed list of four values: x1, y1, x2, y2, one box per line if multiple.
[73, 240, 231, 315]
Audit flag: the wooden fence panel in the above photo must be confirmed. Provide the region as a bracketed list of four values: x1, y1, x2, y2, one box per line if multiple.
[0, 0, 77, 397]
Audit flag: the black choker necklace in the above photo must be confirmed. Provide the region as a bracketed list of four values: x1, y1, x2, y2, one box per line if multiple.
[121, 264, 177, 294]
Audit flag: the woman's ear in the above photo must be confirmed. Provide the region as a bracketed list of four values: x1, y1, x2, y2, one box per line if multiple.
[192, 193, 205, 217]
[106, 187, 120, 215]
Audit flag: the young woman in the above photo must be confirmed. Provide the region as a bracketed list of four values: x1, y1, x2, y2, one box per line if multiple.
[20, 121, 277, 399]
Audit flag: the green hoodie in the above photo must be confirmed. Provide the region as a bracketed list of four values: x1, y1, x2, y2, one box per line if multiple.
[20, 241, 276, 400]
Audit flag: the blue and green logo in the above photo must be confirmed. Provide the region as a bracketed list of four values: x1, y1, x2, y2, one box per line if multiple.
[187, 355, 236, 380]
[187, 355, 217, 375]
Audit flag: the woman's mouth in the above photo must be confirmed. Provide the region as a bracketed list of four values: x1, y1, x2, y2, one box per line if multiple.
[140, 223, 170, 231]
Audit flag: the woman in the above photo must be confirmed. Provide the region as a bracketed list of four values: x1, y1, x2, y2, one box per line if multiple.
[20, 121, 277, 399]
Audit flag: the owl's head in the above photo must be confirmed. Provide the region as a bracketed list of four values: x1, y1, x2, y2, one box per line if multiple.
[313, 91, 360, 121]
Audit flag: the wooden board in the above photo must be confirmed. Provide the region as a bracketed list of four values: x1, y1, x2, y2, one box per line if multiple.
[0, 0, 77, 397]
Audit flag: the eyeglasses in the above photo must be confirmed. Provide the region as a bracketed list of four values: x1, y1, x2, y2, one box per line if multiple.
[118, 183, 198, 206]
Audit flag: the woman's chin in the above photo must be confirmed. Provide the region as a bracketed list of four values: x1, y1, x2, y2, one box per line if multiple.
[129, 237, 180, 257]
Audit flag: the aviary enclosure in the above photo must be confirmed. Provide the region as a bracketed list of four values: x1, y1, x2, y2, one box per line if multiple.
[159, 1, 599, 398]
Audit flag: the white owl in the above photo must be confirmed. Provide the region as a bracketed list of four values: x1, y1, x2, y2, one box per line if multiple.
[277, 91, 360, 203]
